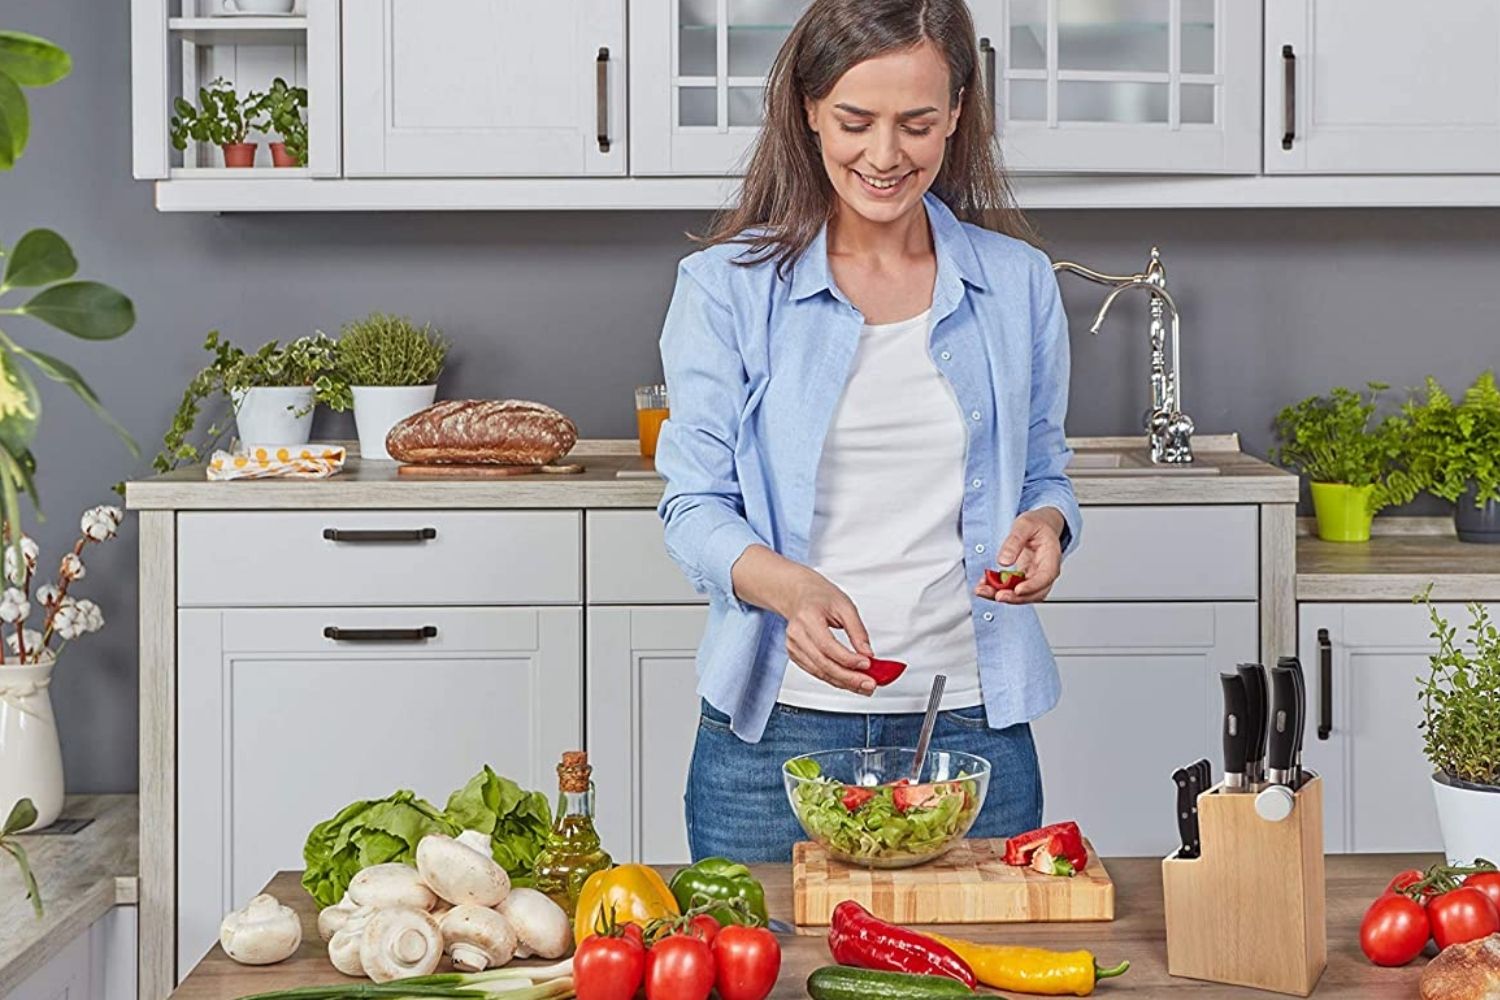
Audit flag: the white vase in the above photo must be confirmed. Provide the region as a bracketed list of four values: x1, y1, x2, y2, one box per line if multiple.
[352, 385, 437, 461]
[0, 654, 64, 832]
[232, 387, 316, 445]
[1432, 772, 1500, 865]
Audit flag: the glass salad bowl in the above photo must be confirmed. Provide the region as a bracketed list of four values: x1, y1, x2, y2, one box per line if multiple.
[782, 748, 990, 869]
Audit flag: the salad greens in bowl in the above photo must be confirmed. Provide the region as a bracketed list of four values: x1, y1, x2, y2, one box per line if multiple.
[783, 748, 989, 868]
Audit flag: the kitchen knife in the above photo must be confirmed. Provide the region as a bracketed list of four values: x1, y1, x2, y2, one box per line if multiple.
[1279, 655, 1308, 786]
[1266, 665, 1299, 787]
[1172, 765, 1198, 858]
[1189, 757, 1210, 853]
[1237, 662, 1269, 785]
[1220, 673, 1250, 792]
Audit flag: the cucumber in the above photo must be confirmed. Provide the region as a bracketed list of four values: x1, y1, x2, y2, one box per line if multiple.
[805, 966, 976, 1000]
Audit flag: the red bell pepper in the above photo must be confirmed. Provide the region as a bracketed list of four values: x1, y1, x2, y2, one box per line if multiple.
[983, 568, 1026, 592]
[841, 787, 875, 812]
[827, 901, 977, 988]
[1003, 821, 1089, 875]
[864, 658, 907, 686]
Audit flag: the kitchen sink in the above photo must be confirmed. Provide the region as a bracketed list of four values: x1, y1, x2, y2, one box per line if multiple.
[1066, 449, 1220, 476]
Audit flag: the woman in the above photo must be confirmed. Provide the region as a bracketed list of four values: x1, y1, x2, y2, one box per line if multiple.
[655, 0, 1081, 863]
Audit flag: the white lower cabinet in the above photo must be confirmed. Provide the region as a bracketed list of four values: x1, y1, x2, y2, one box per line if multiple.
[588, 605, 708, 866]
[7, 907, 136, 1000]
[176, 605, 582, 976]
[1298, 601, 1499, 854]
[1032, 602, 1259, 858]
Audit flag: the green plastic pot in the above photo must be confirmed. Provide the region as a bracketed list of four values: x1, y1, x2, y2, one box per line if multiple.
[1310, 482, 1375, 542]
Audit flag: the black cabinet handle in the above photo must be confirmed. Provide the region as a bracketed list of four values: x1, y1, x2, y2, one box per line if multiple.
[596, 47, 611, 153]
[1282, 44, 1297, 150]
[1317, 627, 1333, 740]
[324, 626, 438, 642]
[323, 527, 437, 543]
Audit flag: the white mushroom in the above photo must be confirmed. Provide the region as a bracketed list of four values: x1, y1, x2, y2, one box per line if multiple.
[327, 906, 375, 977]
[318, 892, 358, 942]
[219, 893, 303, 966]
[349, 863, 437, 911]
[416, 833, 509, 907]
[497, 888, 572, 960]
[440, 904, 519, 972]
[361, 908, 443, 982]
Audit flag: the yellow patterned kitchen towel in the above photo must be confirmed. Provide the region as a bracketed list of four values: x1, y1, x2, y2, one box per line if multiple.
[207, 444, 347, 480]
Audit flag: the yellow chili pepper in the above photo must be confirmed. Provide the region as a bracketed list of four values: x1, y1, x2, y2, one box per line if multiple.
[573, 864, 680, 945]
[926, 933, 1130, 997]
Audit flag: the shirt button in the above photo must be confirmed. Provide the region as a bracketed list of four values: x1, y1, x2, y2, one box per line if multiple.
[940, 350, 952, 361]
[971, 478, 982, 488]
[974, 543, 986, 554]
[982, 611, 994, 622]
[970, 410, 981, 421]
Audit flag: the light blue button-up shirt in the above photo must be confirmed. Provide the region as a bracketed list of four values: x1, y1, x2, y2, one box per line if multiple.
[655, 193, 1082, 743]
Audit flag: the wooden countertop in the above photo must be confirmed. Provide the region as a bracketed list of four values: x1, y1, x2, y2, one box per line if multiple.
[0, 795, 138, 996]
[125, 436, 1297, 511]
[173, 854, 1432, 1000]
[1297, 518, 1500, 601]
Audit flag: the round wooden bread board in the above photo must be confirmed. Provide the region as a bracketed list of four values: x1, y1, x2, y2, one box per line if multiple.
[396, 462, 585, 478]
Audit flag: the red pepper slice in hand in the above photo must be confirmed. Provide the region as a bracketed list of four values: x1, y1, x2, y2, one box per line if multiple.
[984, 568, 1026, 592]
[864, 658, 907, 686]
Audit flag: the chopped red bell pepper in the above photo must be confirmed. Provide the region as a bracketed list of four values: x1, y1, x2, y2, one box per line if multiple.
[1029, 832, 1088, 876]
[841, 786, 875, 812]
[984, 568, 1026, 592]
[864, 658, 907, 686]
[1003, 820, 1089, 874]
[891, 781, 963, 815]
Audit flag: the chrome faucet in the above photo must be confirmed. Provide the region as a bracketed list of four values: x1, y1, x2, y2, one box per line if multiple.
[1051, 248, 1195, 464]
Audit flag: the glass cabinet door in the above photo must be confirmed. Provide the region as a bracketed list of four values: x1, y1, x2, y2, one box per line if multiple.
[985, 0, 1260, 173]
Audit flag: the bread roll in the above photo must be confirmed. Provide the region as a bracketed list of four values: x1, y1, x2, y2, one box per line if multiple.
[385, 400, 577, 465]
[1421, 934, 1500, 1000]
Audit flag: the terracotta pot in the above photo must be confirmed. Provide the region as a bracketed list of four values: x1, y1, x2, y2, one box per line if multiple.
[269, 141, 300, 168]
[222, 142, 257, 168]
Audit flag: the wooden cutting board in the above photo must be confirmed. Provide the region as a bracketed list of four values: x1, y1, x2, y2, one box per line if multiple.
[792, 837, 1114, 925]
[396, 462, 584, 478]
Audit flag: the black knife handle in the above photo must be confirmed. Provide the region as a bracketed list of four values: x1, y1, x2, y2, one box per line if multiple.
[1318, 628, 1333, 740]
[1237, 662, 1268, 773]
[1268, 666, 1298, 775]
[1221, 673, 1249, 786]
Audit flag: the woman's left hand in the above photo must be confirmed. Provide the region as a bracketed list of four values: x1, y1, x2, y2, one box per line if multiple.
[974, 508, 1066, 605]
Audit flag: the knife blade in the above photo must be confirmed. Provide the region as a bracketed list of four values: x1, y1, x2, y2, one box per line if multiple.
[1221, 673, 1250, 792]
[1279, 655, 1308, 787]
[1267, 665, 1299, 787]
[1237, 662, 1269, 785]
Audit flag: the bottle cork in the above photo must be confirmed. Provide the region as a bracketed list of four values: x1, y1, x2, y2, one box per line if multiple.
[557, 750, 591, 792]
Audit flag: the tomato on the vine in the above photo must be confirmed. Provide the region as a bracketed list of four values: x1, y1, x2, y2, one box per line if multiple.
[712, 924, 782, 1000]
[1429, 887, 1500, 951]
[645, 934, 716, 1000]
[1463, 872, 1500, 914]
[1360, 893, 1430, 966]
[575, 931, 647, 1000]
[1386, 869, 1425, 895]
[685, 914, 721, 946]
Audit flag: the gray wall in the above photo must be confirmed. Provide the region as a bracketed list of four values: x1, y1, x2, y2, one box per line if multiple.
[10, 0, 1500, 793]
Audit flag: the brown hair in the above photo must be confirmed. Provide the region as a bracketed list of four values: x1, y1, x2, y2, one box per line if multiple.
[697, 0, 1036, 272]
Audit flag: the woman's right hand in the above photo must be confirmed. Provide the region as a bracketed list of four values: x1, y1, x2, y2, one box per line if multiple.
[778, 566, 876, 695]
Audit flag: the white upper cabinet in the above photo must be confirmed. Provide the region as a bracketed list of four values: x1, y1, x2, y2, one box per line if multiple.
[631, 0, 808, 175]
[343, 0, 627, 176]
[1266, 0, 1500, 173]
[987, 0, 1261, 173]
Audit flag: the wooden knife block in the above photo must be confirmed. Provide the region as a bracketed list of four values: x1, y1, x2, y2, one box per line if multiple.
[1161, 776, 1326, 996]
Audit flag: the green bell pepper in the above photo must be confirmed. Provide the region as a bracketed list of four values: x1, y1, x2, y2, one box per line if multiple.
[668, 857, 769, 927]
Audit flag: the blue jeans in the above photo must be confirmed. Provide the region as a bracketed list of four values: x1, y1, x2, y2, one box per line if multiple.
[685, 700, 1044, 862]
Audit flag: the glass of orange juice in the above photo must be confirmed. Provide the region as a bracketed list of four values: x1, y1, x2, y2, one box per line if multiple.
[635, 384, 669, 458]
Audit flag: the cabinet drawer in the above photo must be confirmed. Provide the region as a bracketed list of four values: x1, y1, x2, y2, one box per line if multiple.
[178, 511, 580, 606]
[1049, 505, 1258, 601]
[587, 510, 704, 604]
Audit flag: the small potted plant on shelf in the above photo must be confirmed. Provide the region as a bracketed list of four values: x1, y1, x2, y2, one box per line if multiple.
[155, 332, 348, 470]
[336, 313, 448, 461]
[1401, 372, 1500, 544]
[1271, 383, 1418, 542]
[169, 77, 265, 168]
[1418, 592, 1500, 864]
[259, 76, 308, 167]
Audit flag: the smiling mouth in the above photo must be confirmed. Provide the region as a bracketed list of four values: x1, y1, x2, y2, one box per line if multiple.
[854, 169, 913, 192]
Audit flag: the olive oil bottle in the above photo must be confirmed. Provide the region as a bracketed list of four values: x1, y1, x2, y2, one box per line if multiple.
[531, 750, 612, 916]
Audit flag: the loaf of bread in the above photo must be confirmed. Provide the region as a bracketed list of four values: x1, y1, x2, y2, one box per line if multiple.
[1421, 934, 1500, 1000]
[385, 399, 578, 465]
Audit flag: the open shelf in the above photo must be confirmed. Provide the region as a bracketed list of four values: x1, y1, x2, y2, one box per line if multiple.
[169, 16, 307, 45]
[171, 166, 311, 179]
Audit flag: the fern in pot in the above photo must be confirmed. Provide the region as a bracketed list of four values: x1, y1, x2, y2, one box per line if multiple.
[1419, 594, 1500, 864]
[1402, 372, 1500, 544]
[1271, 383, 1418, 542]
[337, 313, 448, 461]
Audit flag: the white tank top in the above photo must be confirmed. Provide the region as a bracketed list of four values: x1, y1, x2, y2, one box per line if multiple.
[777, 308, 983, 713]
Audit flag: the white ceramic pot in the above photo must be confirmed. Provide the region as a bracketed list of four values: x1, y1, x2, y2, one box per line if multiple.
[352, 385, 437, 461]
[232, 386, 316, 445]
[1432, 771, 1500, 864]
[0, 654, 64, 832]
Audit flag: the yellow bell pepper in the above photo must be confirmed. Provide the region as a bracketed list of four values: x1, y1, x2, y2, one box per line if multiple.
[925, 933, 1130, 997]
[573, 864, 680, 945]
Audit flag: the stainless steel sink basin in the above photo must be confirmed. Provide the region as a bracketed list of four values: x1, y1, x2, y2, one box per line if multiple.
[1066, 449, 1220, 476]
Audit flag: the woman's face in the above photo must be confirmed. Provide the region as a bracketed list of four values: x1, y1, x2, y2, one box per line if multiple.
[805, 40, 961, 226]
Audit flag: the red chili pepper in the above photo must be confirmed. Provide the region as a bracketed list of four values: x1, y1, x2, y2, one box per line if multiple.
[984, 568, 1026, 592]
[1003, 821, 1087, 869]
[827, 901, 977, 988]
[864, 658, 907, 686]
[841, 787, 875, 812]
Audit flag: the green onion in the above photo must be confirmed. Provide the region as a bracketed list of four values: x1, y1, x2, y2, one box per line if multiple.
[237, 968, 573, 1000]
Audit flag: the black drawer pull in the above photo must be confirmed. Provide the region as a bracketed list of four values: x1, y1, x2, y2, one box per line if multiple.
[1317, 627, 1333, 740]
[324, 626, 438, 642]
[323, 527, 437, 543]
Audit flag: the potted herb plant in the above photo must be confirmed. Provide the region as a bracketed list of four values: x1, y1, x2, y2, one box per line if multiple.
[1401, 373, 1500, 544]
[1419, 594, 1500, 864]
[259, 77, 307, 168]
[1271, 383, 1419, 542]
[337, 313, 448, 461]
[169, 77, 265, 168]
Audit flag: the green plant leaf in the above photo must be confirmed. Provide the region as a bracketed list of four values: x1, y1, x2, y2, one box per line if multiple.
[2, 798, 36, 836]
[3, 230, 77, 289]
[0, 70, 27, 170]
[0, 33, 71, 87]
[19, 347, 138, 455]
[0, 350, 40, 454]
[19, 281, 134, 340]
